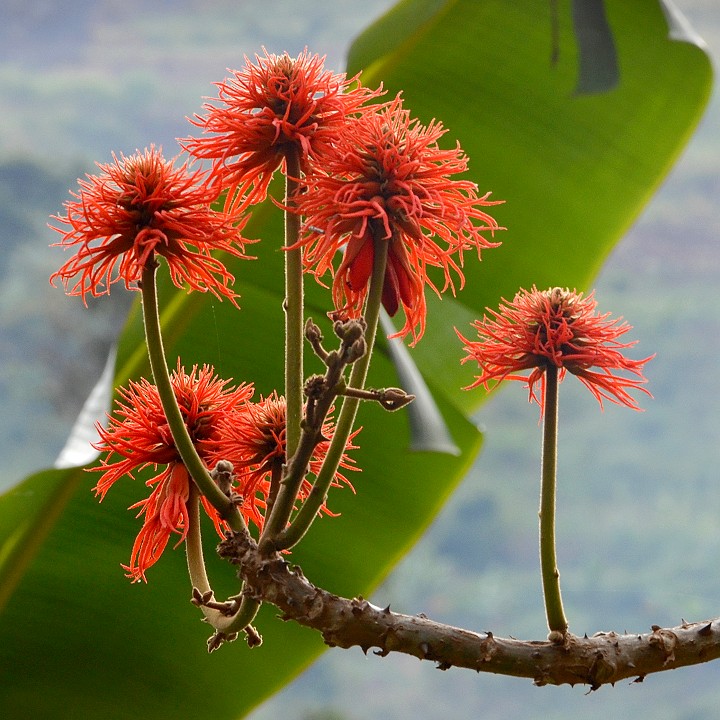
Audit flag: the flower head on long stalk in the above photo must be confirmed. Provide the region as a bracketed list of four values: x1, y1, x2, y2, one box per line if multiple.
[50, 146, 249, 305]
[294, 95, 502, 345]
[92, 364, 254, 582]
[458, 286, 653, 414]
[184, 48, 381, 210]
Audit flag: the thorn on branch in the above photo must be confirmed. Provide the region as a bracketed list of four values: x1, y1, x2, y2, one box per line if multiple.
[698, 622, 714, 637]
[351, 596, 369, 616]
[649, 626, 678, 666]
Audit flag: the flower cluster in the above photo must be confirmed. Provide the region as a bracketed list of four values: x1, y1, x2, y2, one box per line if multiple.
[209, 391, 357, 518]
[50, 146, 248, 305]
[48, 49, 506, 584]
[92, 364, 254, 582]
[458, 286, 652, 414]
[51, 52, 500, 350]
[43, 38, 670, 659]
[184, 48, 382, 210]
[295, 95, 502, 344]
[94, 366, 357, 581]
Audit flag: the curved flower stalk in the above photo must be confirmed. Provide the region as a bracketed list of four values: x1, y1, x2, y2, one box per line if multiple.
[459, 286, 653, 637]
[295, 94, 503, 345]
[184, 48, 382, 210]
[50, 146, 248, 305]
[93, 364, 254, 582]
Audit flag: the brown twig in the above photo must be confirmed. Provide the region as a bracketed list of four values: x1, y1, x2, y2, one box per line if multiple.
[340, 385, 415, 411]
[259, 318, 366, 550]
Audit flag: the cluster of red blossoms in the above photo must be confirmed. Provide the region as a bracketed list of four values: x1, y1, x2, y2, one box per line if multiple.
[183, 48, 383, 210]
[51, 49, 501, 342]
[49, 146, 250, 305]
[93, 365, 252, 581]
[49, 50, 503, 580]
[93, 365, 355, 582]
[48, 48, 655, 587]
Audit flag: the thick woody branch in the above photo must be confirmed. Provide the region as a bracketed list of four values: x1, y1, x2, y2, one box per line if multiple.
[218, 530, 720, 689]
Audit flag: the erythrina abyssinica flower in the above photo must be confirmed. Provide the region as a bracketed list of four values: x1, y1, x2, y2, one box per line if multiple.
[210, 391, 358, 519]
[183, 48, 382, 210]
[294, 94, 503, 345]
[92, 364, 254, 582]
[458, 286, 653, 414]
[50, 146, 249, 305]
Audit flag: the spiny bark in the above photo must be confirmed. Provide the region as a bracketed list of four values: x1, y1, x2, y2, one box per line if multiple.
[217, 530, 720, 689]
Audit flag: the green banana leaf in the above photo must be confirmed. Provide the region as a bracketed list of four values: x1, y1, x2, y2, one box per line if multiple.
[350, 0, 713, 413]
[0, 1, 711, 718]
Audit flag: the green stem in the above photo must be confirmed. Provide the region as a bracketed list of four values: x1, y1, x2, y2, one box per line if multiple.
[275, 235, 390, 550]
[186, 484, 260, 636]
[264, 459, 284, 523]
[284, 148, 303, 463]
[257, 150, 304, 549]
[539, 365, 568, 637]
[140, 263, 245, 532]
[215, 595, 261, 637]
[186, 483, 213, 596]
[143, 262, 259, 642]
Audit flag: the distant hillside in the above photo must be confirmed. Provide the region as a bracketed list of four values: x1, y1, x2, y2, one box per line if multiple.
[0, 0, 393, 162]
[0, 158, 78, 262]
[0, 156, 131, 485]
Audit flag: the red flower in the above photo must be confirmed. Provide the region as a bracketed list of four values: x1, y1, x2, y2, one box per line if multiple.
[458, 286, 652, 414]
[92, 364, 254, 582]
[294, 95, 502, 345]
[210, 391, 358, 519]
[183, 48, 381, 209]
[50, 146, 248, 305]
